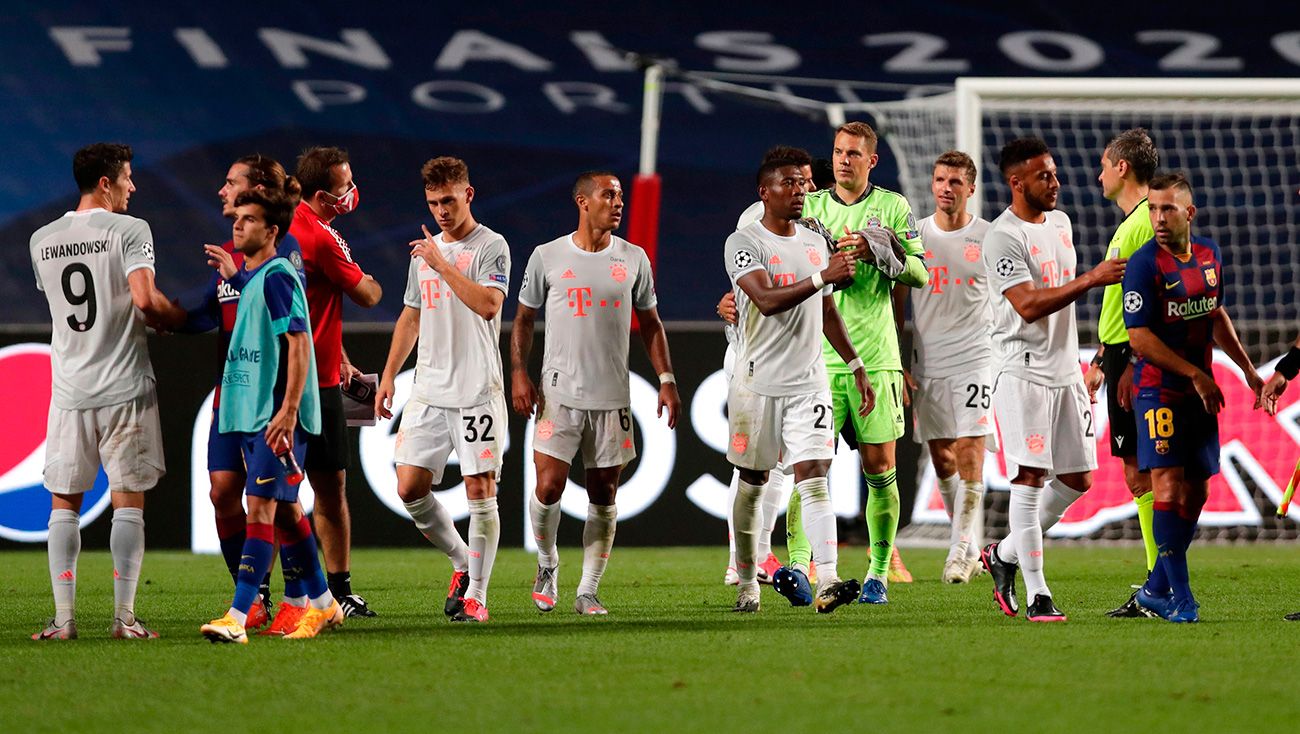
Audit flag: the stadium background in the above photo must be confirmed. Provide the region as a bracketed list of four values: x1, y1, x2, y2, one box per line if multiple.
[2, 2, 1297, 550]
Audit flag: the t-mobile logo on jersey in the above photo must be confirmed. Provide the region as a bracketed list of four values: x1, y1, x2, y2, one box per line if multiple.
[926, 265, 979, 295]
[1040, 260, 1061, 287]
[420, 277, 453, 309]
[566, 286, 623, 317]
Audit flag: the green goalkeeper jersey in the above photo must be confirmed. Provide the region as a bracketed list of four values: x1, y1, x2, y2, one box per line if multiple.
[803, 185, 924, 373]
[1097, 198, 1153, 345]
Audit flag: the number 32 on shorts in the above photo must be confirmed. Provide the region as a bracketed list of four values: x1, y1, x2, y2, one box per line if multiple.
[1144, 407, 1174, 438]
[462, 414, 495, 442]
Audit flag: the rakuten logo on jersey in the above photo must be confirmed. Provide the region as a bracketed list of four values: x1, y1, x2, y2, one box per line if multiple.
[216, 279, 240, 303]
[1168, 296, 1217, 319]
[912, 348, 1300, 536]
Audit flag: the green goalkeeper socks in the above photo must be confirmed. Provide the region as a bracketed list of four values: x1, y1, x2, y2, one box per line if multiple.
[865, 469, 900, 580]
[785, 486, 811, 572]
[1135, 491, 1157, 572]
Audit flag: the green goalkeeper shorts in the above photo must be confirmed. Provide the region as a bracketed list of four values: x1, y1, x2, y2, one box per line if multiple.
[830, 370, 906, 446]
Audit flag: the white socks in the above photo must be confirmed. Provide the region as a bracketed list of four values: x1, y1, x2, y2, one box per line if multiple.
[466, 496, 500, 604]
[797, 477, 838, 586]
[731, 480, 764, 586]
[1005, 483, 1046, 598]
[1006, 479, 1085, 600]
[48, 509, 80, 625]
[726, 470, 739, 566]
[1041, 479, 1084, 532]
[576, 503, 617, 597]
[939, 473, 960, 520]
[944, 475, 985, 564]
[758, 471, 786, 560]
[110, 507, 145, 624]
[404, 492, 468, 572]
[309, 588, 336, 610]
[728, 469, 787, 568]
[530, 492, 562, 569]
[964, 480, 985, 561]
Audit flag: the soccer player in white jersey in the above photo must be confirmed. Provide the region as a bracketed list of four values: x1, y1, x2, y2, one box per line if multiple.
[906, 151, 994, 583]
[28, 143, 186, 640]
[375, 158, 510, 624]
[721, 148, 817, 587]
[978, 137, 1126, 622]
[512, 171, 681, 616]
[724, 150, 871, 613]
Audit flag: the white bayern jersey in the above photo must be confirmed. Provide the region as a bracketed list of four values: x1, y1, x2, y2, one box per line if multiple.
[402, 223, 511, 408]
[724, 221, 833, 397]
[910, 214, 993, 379]
[982, 207, 1082, 387]
[723, 200, 765, 358]
[517, 234, 657, 410]
[29, 208, 156, 410]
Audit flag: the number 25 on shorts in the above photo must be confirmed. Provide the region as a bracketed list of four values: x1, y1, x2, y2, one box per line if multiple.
[1144, 407, 1174, 438]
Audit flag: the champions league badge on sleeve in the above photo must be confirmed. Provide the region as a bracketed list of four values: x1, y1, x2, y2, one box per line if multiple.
[0, 344, 110, 542]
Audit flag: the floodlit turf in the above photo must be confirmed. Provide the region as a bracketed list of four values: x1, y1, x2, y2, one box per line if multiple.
[3, 545, 1300, 732]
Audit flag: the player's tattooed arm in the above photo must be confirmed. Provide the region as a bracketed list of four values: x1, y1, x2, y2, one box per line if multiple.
[823, 295, 875, 417]
[376, 307, 420, 419]
[635, 306, 681, 429]
[510, 304, 541, 417]
[1209, 308, 1265, 408]
[1128, 326, 1225, 414]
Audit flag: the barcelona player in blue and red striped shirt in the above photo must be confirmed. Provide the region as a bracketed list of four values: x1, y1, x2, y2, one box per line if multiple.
[1121, 173, 1264, 623]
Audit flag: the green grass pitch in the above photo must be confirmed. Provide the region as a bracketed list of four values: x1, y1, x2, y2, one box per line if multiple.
[3, 545, 1300, 732]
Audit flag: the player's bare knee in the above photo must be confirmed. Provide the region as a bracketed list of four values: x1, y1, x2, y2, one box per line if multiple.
[51, 492, 84, 513]
[209, 478, 243, 514]
[584, 467, 621, 504]
[860, 442, 896, 475]
[1057, 471, 1091, 493]
[463, 473, 497, 500]
[791, 460, 830, 483]
[1012, 467, 1048, 488]
[737, 468, 768, 486]
[110, 490, 145, 509]
[306, 470, 345, 496]
[245, 496, 276, 524]
[272, 501, 303, 530]
[1123, 460, 1151, 497]
[928, 440, 958, 477]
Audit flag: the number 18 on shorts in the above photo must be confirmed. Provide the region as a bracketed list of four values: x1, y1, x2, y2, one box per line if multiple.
[1134, 392, 1220, 479]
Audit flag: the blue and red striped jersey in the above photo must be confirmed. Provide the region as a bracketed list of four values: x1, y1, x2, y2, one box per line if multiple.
[1121, 235, 1222, 402]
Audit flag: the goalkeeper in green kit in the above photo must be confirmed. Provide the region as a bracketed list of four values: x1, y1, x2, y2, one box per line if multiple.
[775, 121, 930, 605]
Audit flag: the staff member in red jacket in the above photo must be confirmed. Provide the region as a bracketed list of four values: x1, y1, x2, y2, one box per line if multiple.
[290, 146, 383, 618]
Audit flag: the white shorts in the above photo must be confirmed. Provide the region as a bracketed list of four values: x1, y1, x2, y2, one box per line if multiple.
[726, 381, 835, 471]
[532, 398, 635, 470]
[912, 368, 995, 443]
[395, 393, 507, 483]
[44, 390, 165, 494]
[992, 374, 1097, 475]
